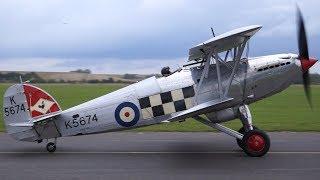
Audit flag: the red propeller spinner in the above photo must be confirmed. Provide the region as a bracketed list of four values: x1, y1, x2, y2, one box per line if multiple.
[300, 58, 317, 73]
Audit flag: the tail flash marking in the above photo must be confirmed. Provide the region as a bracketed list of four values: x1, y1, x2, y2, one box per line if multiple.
[23, 84, 61, 119]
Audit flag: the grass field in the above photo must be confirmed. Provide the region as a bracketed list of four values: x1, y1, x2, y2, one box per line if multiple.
[0, 83, 319, 132]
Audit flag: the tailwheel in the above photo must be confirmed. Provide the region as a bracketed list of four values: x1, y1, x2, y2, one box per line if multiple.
[236, 126, 258, 149]
[46, 142, 56, 153]
[241, 129, 270, 157]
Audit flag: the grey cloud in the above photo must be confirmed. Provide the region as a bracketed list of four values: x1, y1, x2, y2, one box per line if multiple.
[0, 0, 319, 73]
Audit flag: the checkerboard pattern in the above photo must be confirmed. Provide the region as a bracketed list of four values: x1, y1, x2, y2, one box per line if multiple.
[139, 86, 195, 119]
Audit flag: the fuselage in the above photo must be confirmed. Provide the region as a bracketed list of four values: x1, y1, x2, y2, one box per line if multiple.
[41, 53, 303, 139]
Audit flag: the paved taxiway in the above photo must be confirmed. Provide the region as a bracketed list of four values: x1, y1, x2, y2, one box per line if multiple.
[0, 132, 320, 180]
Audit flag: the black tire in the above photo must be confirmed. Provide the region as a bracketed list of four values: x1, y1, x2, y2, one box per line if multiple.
[236, 126, 258, 149]
[242, 129, 270, 157]
[46, 142, 56, 153]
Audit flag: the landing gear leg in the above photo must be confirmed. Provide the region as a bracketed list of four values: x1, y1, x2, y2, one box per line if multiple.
[46, 138, 57, 153]
[238, 105, 253, 131]
[237, 105, 270, 157]
[237, 104, 254, 148]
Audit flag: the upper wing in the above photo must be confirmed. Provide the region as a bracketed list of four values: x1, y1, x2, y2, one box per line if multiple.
[167, 97, 233, 122]
[188, 25, 262, 61]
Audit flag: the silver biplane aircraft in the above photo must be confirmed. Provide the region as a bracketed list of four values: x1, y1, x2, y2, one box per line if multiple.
[2, 8, 317, 157]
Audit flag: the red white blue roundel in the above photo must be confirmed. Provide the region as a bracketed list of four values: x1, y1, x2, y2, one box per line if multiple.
[115, 102, 140, 127]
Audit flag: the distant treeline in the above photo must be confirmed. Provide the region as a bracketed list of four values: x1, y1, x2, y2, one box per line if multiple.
[70, 69, 92, 74]
[292, 74, 320, 84]
[0, 72, 44, 83]
[1, 71, 319, 84]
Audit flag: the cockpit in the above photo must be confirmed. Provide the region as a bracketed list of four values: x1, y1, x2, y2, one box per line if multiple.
[161, 66, 171, 77]
[161, 66, 183, 77]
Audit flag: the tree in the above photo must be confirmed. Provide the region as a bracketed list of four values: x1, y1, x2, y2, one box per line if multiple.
[123, 74, 137, 79]
[70, 69, 91, 74]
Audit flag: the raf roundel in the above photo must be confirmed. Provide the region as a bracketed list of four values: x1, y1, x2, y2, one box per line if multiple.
[114, 102, 140, 127]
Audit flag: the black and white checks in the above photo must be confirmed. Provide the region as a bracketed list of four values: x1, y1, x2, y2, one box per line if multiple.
[139, 86, 195, 119]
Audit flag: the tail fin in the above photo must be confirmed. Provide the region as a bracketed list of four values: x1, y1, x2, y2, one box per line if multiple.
[3, 83, 61, 141]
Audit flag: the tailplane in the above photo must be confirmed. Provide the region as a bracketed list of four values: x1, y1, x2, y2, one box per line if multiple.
[3, 83, 61, 141]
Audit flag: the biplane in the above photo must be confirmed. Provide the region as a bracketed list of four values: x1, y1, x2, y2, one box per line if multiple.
[2, 7, 317, 157]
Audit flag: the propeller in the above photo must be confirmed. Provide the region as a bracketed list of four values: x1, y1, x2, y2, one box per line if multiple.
[296, 6, 317, 108]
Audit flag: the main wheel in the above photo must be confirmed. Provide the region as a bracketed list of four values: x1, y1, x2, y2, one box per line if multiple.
[242, 129, 270, 157]
[46, 142, 56, 153]
[236, 126, 258, 149]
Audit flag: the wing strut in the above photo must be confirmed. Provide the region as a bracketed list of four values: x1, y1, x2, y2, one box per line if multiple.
[195, 50, 214, 102]
[223, 39, 248, 97]
[195, 37, 248, 102]
[214, 52, 223, 98]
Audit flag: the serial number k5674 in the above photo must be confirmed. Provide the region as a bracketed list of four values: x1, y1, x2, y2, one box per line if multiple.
[4, 104, 27, 116]
[65, 114, 98, 129]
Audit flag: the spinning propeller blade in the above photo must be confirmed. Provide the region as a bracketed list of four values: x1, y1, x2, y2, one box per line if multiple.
[296, 6, 317, 108]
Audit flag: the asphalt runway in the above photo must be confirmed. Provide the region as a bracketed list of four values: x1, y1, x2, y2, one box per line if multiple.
[0, 132, 320, 180]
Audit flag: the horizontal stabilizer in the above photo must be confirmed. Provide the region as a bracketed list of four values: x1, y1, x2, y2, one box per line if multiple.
[33, 111, 62, 123]
[8, 122, 34, 127]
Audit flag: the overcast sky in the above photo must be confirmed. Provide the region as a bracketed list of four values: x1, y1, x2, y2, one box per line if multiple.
[0, 0, 319, 74]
